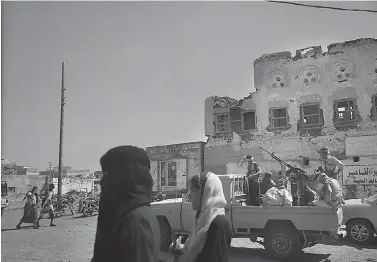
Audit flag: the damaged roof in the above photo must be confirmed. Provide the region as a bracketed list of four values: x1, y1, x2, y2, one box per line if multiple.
[211, 93, 254, 109]
[254, 38, 377, 65]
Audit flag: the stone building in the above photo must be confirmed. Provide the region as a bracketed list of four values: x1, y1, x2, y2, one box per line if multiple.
[4, 175, 47, 194]
[146, 142, 205, 195]
[16, 166, 39, 176]
[204, 38, 377, 199]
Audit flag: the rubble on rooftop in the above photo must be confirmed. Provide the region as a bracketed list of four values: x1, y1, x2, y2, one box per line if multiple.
[212, 93, 254, 109]
[327, 38, 377, 52]
[254, 38, 377, 64]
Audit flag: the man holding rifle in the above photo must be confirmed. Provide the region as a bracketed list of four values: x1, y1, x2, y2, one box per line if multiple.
[318, 147, 345, 180]
[241, 155, 262, 206]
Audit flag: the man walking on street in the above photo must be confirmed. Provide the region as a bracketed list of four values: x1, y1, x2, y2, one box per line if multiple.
[36, 184, 56, 227]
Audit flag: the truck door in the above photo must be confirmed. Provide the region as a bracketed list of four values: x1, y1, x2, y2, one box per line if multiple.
[180, 194, 196, 233]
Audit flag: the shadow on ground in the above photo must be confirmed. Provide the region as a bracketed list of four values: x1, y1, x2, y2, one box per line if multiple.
[326, 237, 377, 250]
[230, 247, 331, 262]
[2, 225, 35, 232]
[71, 214, 98, 219]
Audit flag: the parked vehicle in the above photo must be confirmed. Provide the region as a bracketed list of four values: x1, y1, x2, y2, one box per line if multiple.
[1, 180, 9, 216]
[151, 174, 343, 260]
[52, 195, 75, 217]
[342, 194, 377, 245]
[80, 198, 99, 217]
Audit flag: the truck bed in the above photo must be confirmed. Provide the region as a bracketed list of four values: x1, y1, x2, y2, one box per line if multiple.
[231, 205, 343, 233]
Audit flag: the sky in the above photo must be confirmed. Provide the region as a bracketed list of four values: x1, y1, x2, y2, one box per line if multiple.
[2, 1, 377, 171]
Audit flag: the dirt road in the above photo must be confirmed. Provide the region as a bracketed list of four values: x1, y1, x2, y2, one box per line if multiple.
[1, 209, 376, 262]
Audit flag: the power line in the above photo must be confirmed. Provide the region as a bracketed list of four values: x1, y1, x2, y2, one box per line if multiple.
[268, 1, 377, 13]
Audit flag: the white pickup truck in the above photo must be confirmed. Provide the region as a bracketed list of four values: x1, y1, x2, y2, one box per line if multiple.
[151, 174, 343, 259]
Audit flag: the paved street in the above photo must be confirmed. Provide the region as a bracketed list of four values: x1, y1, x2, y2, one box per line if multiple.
[1, 209, 376, 262]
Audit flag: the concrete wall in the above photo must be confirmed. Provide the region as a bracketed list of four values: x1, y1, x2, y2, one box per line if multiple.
[146, 142, 205, 193]
[3, 175, 48, 195]
[3, 175, 97, 195]
[204, 38, 377, 198]
[52, 178, 94, 194]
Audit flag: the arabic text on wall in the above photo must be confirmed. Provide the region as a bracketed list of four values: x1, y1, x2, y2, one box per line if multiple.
[343, 165, 377, 185]
[147, 143, 201, 155]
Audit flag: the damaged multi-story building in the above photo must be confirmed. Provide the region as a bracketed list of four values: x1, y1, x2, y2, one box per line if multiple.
[204, 38, 377, 199]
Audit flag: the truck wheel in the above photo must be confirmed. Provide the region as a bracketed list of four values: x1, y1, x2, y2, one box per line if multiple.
[158, 217, 172, 252]
[346, 219, 375, 245]
[264, 224, 303, 260]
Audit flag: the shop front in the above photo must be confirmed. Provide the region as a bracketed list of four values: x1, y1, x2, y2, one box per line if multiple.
[146, 142, 205, 196]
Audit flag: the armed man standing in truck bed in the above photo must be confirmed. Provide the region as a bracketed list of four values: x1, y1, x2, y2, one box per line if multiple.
[318, 147, 345, 180]
[240, 155, 262, 206]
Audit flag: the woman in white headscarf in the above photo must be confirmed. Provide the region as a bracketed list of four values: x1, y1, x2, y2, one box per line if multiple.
[175, 172, 233, 262]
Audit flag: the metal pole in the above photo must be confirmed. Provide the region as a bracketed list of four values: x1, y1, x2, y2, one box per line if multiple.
[57, 62, 65, 205]
[49, 162, 53, 184]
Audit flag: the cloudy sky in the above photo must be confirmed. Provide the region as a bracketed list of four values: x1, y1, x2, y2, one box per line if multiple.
[2, 1, 377, 171]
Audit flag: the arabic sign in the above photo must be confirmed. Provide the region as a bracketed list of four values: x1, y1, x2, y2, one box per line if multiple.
[343, 165, 377, 185]
[345, 135, 377, 157]
[146, 142, 202, 155]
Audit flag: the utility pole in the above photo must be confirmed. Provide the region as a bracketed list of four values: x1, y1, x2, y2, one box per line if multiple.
[49, 162, 53, 184]
[57, 62, 66, 205]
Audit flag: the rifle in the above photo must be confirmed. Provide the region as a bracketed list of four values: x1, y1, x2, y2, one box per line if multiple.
[259, 146, 309, 179]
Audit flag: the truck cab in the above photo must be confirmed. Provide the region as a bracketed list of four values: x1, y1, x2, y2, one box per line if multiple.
[152, 174, 343, 259]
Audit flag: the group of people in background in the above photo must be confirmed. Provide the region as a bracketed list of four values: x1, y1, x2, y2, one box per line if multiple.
[16, 183, 56, 230]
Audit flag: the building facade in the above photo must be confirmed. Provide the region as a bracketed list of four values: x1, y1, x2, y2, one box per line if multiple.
[146, 142, 205, 194]
[16, 166, 40, 176]
[52, 177, 95, 194]
[204, 38, 377, 198]
[40, 166, 91, 178]
[4, 175, 47, 194]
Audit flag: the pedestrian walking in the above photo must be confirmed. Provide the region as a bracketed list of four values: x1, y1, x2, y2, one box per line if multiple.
[91, 145, 160, 262]
[174, 172, 233, 262]
[36, 184, 56, 227]
[16, 186, 40, 229]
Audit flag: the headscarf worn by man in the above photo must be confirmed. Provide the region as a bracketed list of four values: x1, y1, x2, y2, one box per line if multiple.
[180, 172, 227, 262]
[92, 146, 156, 262]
